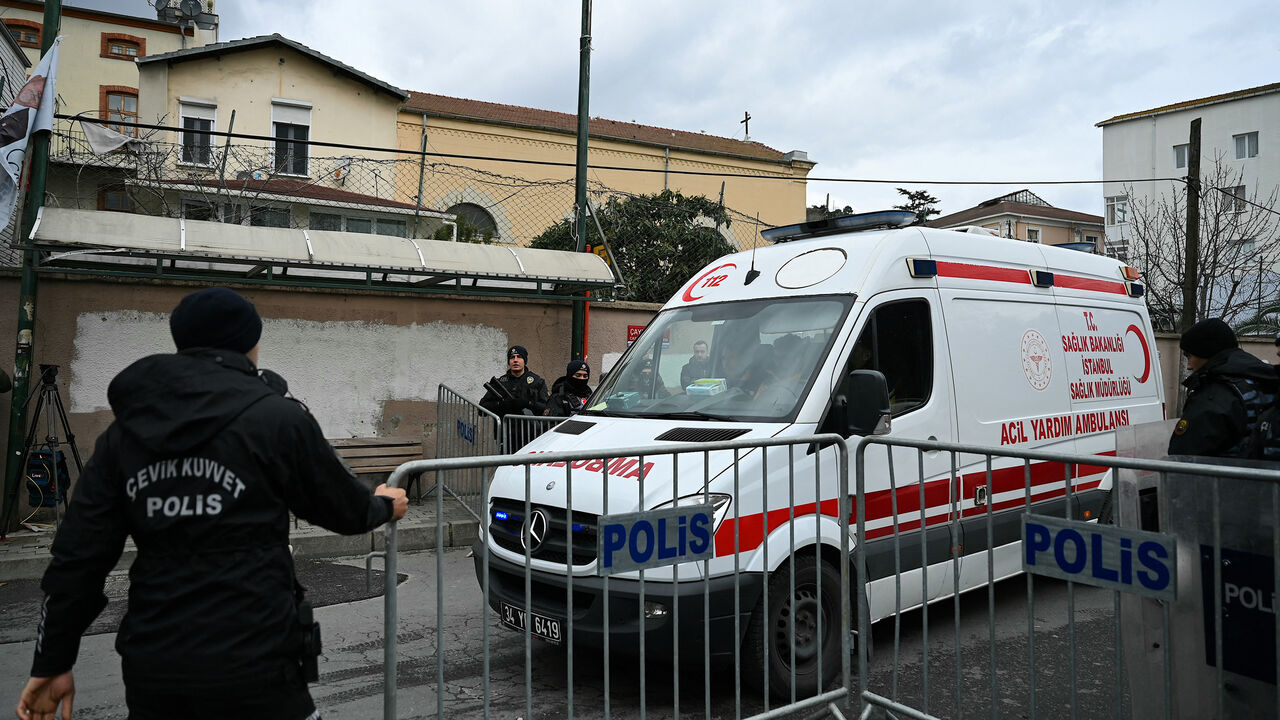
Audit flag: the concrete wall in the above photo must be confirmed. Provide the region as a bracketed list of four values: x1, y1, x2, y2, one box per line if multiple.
[0, 274, 657, 463]
[7, 276, 1277, 486]
[1155, 332, 1278, 414]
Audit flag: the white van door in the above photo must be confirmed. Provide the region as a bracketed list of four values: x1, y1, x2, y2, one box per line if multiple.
[828, 290, 959, 609]
[938, 289, 1077, 590]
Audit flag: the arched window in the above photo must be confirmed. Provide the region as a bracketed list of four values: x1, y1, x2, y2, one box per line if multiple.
[101, 33, 146, 60]
[100, 85, 139, 137]
[446, 203, 498, 241]
[5, 20, 40, 49]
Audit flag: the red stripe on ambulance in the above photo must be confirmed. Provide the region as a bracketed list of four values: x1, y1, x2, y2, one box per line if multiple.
[712, 454, 1113, 556]
[933, 261, 1127, 295]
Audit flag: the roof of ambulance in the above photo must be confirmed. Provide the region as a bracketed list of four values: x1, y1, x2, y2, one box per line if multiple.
[663, 225, 1134, 308]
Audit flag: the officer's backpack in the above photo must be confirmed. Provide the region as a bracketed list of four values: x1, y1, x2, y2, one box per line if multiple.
[1250, 390, 1280, 462]
[1240, 365, 1280, 461]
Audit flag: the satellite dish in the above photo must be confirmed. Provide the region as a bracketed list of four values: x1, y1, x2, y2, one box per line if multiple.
[156, 0, 218, 30]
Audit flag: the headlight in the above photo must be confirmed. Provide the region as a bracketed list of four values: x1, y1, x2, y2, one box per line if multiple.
[653, 492, 733, 531]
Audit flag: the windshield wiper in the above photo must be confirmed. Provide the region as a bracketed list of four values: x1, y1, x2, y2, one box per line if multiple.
[648, 410, 737, 422]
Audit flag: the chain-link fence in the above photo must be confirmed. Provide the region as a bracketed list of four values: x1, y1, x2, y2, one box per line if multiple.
[30, 117, 777, 302]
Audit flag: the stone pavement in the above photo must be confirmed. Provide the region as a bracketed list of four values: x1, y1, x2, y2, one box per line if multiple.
[0, 498, 481, 581]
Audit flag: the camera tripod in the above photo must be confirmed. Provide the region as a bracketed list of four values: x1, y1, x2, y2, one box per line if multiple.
[0, 364, 85, 540]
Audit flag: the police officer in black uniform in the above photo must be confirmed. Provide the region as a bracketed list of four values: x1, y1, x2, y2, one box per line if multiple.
[479, 345, 549, 418]
[1169, 317, 1278, 457]
[545, 360, 593, 417]
[16, 287, 408, 720]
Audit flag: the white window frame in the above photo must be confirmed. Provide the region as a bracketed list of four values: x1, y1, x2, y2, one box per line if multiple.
[271, 99, 312, 178]
[306, 210, 410, 236]
[1234, 131, 1259, 159]
[1226, 185, 1247, 214]
[1173, 143, 1189, 169]
[179, 97, 217, 167]
[1106, 195, 1129, 226]
[1106, 240, 1130, 262]
[1025, 226, 1042, 243]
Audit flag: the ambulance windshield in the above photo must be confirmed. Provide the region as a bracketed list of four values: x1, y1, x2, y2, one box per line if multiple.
[588, 296, 851, 421]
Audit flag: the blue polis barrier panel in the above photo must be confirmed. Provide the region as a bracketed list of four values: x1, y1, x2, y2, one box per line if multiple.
[597, 504, 716, 576]
[1022, 513, 1177, 602]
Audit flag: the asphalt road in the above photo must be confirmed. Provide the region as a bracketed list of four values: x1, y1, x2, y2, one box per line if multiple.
[0, 549, 1127, 719]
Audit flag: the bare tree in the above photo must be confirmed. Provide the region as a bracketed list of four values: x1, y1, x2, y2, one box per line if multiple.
[1123, 153, 1280, 331]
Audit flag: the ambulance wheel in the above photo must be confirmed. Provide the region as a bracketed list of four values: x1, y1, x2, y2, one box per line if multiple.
[742, 554, 844, 699]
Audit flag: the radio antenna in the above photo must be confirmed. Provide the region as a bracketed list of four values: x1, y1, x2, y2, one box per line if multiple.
[745, 213, 761, 285]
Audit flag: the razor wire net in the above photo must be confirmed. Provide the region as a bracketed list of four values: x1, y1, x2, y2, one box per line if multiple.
[23, 118, 777, 303]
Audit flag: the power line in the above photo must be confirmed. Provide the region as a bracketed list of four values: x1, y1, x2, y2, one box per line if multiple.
[57, 114, 1190, 188]
[1210, 185, 1280, 216]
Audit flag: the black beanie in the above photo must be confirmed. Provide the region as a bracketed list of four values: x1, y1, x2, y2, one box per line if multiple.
[1179, 318, 1237, 359]
[566, 360, 589, 378]
[507, 345, 528, 362]
[169, 287, 263, 353]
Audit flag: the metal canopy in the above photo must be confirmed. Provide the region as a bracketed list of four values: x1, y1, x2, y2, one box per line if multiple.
[27, 208, 618, 299]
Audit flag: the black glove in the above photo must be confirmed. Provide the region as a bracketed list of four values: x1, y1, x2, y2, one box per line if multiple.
[500, 398, 526, 414]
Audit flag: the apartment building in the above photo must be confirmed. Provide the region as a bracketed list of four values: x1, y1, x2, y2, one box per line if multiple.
[1098, 82, 1279, 261]
[929, 189, 1104, 252]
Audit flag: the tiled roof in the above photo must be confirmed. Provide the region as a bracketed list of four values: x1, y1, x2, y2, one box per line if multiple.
[159, 178, 437, 212]
[404, 91, 796, 163]
[1097, 81, 1280, 127]
[930, 200, 1102, 228]
[138, 34, 409, 101]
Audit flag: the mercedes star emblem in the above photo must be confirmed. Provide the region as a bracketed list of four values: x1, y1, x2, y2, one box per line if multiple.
[521, 508, 549, 553]
[546, 480, 556, 491]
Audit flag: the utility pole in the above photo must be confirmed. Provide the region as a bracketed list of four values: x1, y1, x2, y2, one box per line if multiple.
[2, 0, 60, 535]
[1180, 118, 1201, 332]
[569, 0, 593, 361]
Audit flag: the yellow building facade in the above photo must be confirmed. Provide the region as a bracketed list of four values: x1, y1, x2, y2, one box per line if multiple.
[0, 0, 213, 123]
[397, 93, 816, 248]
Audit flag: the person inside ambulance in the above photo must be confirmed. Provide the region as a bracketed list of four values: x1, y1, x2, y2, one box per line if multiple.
[679, 340, 711, 389]
[618, 353, 669, 399]
[1170, 318, 1278, 458]
[751, 334, 808, 407]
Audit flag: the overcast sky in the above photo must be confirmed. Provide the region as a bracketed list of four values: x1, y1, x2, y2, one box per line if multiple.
[68, 1, 1280, 218]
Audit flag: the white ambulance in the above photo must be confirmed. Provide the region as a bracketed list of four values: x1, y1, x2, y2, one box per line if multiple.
[473, 210, 1163, 697]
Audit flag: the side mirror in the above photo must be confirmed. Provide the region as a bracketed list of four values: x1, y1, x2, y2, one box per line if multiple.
[844, 369, 891, 436]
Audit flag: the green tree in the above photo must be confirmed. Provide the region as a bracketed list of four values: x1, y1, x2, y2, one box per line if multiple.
[531, 190, 734, 304]
[893, 188, 941, 224]
[807, 203, 855, 220]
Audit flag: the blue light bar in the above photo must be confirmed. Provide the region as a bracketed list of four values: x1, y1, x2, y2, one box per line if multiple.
[761, 210, 917, 243]
[572, 523, 587, 533]
[1126, 281, 1145, 298]
[494, 511, 509, 521]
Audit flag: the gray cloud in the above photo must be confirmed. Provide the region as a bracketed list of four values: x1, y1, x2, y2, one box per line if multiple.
[68, 0, 1280, 218]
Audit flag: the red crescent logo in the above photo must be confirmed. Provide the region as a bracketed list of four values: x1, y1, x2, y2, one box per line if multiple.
[682, 263, 737, 302]
[1126, 324, 1152, 384]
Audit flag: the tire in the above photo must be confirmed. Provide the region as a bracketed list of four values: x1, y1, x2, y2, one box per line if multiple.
[742, 554, 845, 700]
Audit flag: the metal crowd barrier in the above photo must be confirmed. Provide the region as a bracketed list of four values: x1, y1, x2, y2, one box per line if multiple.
[431, 385, 502, 519]
[377, 434, 854, 720]
[432, 384, 579, 519]
[499, 412, 562, 455]
[853, 431, 1280, 719]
